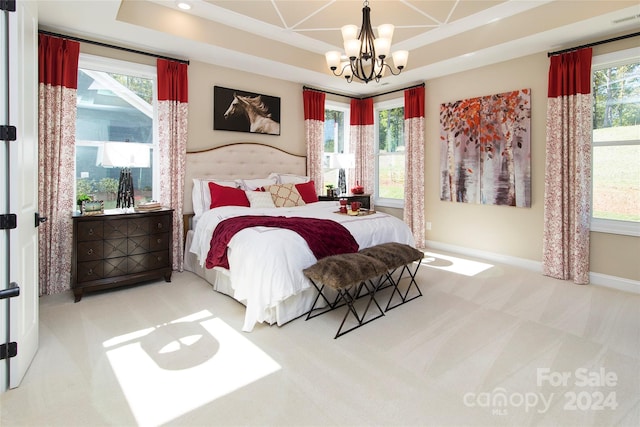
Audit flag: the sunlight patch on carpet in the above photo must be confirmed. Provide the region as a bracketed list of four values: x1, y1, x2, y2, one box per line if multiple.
[421, 251, 494, 276]
[103, 310, 281, 426]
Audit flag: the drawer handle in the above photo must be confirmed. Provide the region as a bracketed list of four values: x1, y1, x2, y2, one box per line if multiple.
[88, 229, 94, 235]
[87, 249, 93, 255]
[157, 223, 163, 229]
[157, 256, 162, 261]
[157, 238, 162, 244]
[88, 268, 93, 275]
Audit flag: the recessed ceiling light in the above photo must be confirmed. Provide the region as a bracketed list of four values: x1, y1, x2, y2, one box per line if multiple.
[176, 1, 192, 10]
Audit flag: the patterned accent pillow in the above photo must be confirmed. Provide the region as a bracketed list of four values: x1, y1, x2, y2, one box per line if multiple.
[245, 190, 276, 208]
[266, 183, 306, 207]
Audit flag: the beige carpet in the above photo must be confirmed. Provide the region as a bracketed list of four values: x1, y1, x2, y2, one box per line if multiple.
[1, 249, 639, 426]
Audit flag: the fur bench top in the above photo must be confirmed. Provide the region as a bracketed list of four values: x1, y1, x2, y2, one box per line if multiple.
[303, 253, 388, 290]
[358, 243, 424, 270]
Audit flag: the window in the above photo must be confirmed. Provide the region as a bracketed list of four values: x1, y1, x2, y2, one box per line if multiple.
[591, 48, 640, 236]
[323, 102, 350, 195]
[75, 54, 158, 209]
[375, 99, 405, 207]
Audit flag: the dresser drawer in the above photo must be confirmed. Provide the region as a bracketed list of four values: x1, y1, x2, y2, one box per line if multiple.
[103, 219, 128, 239]
[76, 241, 104, 262]
[128, 217, 150, 237]
[104, 238, 127, 259]
[150, 215, 171, 234]
[76, 260, 104, 282]
[128, 250, 170, 273]
[128, 235, 150, 255]
[147, 250, 170, 270]
[77, 221, 104, 242]
[104, 257, 128, 278]
[149, 232, 170, 251]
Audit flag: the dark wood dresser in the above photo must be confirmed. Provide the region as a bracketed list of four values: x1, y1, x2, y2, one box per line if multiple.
[71, 209, 173, 302]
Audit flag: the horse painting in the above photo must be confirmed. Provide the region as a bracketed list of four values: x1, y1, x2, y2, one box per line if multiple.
[222, 93, 280, 135]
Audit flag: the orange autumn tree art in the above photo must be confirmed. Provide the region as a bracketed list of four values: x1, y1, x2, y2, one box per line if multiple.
[439, 88, 531, 207]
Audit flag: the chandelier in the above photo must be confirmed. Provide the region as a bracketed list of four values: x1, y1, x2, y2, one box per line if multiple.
[325, 0, 409, 84]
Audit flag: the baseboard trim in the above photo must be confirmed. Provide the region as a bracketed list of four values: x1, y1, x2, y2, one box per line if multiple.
[588, 272, 640, 294]
[423, 240, 640, 294]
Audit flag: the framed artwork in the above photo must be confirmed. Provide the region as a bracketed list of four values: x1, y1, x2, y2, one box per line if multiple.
[213, 86, 281, 135]
[439, 88, 531, 207]
[81, 200, 104, 216]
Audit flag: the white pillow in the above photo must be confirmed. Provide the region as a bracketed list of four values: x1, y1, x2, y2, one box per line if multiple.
[192, 178, 238, 216]
[245, 191, 276, 208]
[238, 177, 278, 191]
[269, 173, 310, 184]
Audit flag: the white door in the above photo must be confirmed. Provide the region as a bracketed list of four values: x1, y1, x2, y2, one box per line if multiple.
[4, 0, 39, 390]
[0, 0, 8, 392]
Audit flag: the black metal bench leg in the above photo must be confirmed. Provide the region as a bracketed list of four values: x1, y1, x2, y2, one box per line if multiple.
[385, 262, 422, 311]
[334, 277, 385, 339]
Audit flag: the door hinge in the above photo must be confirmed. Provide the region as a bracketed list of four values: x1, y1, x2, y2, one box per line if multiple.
[0, 342, 18, 360]
[0, 0, 16, 12]
[0, 125, 17, 141]
[0, 214, 17, 230]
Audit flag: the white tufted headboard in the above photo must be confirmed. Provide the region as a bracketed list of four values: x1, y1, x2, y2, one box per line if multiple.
[184, 142, 307, 214]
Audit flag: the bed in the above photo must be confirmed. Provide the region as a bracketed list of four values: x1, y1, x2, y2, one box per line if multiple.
[183, 143, 415, 332]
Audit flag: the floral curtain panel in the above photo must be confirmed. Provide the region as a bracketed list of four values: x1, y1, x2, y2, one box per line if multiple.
[404, 86, 426, 248]
[543, 48, 593, 284]
[38, 34, 80, 295]
[303, 89, 325, 194]
[349, 98, 374, 203]
[157, 58, 189, 272]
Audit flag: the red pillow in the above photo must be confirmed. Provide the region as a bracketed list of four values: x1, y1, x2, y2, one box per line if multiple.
[295, 180, 318, 203]
[208, 181, 250, 209]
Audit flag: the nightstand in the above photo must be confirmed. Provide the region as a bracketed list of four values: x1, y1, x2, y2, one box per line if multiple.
[71, 208, 173, 302]
[318, 193, 371, 210]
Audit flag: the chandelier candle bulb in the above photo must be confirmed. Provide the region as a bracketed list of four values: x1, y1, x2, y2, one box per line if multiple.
[374, 38, 391, 58]
[392, 50, 409, 69]
[344, 39, 361, 59]
[377, 24, 394, 40]
[341, 24, 359, 41]
[325, 51, 342, 69]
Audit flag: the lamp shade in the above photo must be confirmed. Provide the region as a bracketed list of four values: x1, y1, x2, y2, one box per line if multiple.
[330, 153, 355, 169]
[99, 142, 151, 168]
[325, 51, 342, 69]
[341, 25, 359, 42]
[377, 24, 394, 40]
[373, 37, 391, 58]
[392, 50, 409, 69]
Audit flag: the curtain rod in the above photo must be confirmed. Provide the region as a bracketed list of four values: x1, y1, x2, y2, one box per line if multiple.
[38, 30, 190, 65]
[303, 82, 425, 100]
[547, 31, 640, 57]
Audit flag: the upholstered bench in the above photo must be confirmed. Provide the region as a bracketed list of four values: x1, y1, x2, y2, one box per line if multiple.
[303, 252, 388, 338]
[358, 242, 424, 311]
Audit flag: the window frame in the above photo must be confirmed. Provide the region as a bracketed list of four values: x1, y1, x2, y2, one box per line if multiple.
[590, 47, 640, 237]
[75, 53, 159, 204]
[323, 100, 351, 193]
[374, 98, 405, 209]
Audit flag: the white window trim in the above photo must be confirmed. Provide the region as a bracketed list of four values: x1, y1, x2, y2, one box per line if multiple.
[374, 98, 405, 209]
[325, 100, 351, 155]
[77, 54, 159, 200]
[590, 47, 640, 237]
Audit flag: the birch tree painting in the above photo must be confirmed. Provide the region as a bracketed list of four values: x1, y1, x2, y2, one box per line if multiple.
[439, 88, 531, 207]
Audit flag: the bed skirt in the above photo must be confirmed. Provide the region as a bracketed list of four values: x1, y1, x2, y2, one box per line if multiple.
[183, 230, 320, 328]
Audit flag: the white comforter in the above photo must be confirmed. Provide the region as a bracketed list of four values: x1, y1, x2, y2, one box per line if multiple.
[190, 201, 415, 331]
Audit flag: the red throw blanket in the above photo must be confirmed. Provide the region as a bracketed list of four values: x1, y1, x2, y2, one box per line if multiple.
[206, 215, 359, 269]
